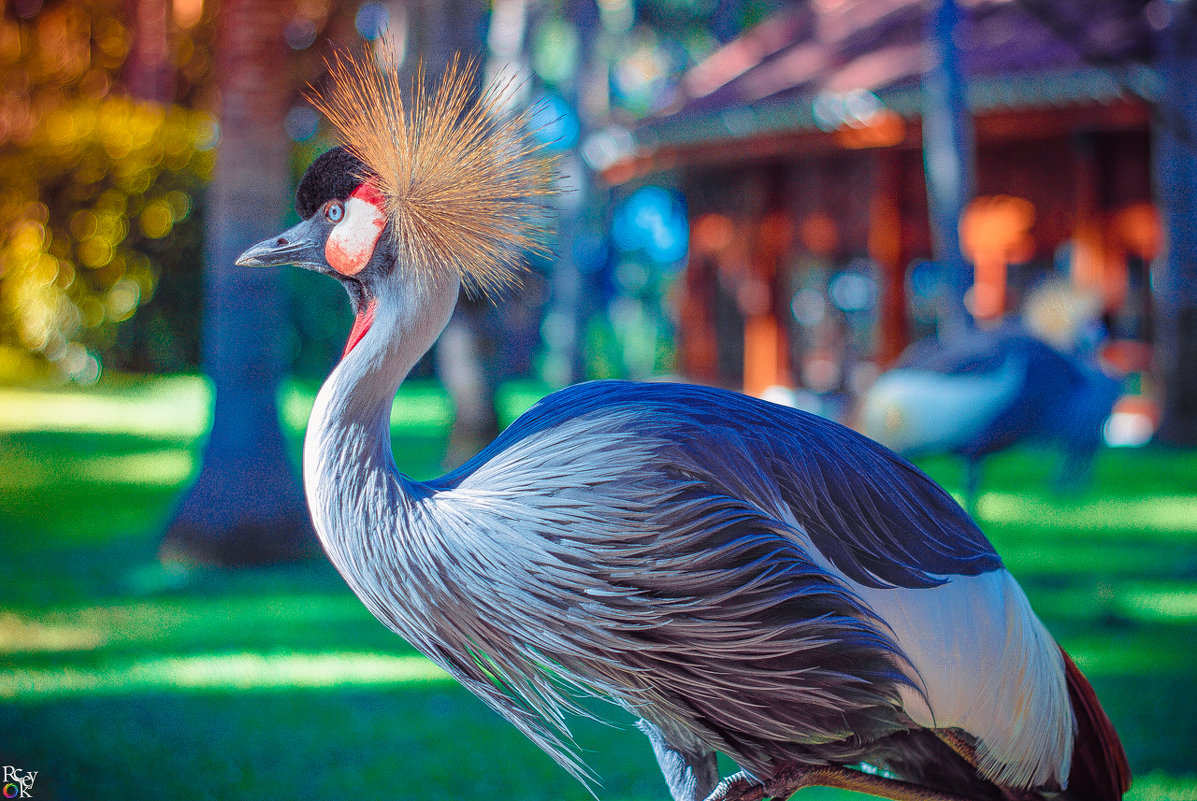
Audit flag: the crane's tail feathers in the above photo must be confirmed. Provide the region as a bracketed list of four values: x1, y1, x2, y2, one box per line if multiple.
[1060, 646, 1130, 801]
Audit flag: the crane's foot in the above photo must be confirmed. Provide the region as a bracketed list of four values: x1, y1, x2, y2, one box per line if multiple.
[701, 763, 978, 801]
[700, 771, 769, 801]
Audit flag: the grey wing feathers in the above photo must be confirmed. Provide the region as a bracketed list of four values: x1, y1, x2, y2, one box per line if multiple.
[401, 380, 1004, 779]
[442, 380, 1001, 589]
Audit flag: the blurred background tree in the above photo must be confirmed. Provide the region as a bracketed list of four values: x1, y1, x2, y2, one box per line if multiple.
[163, 0, 321, 565]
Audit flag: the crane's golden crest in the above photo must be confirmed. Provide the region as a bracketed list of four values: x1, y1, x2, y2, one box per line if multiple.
[308, 47, 557, 296]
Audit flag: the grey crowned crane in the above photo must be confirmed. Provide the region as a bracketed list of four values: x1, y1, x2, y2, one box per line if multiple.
[860, 325, 1121, 513]
[237, 52, 1130, 801]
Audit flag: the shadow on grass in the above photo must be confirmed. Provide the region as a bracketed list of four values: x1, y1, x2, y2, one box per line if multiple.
[0, 684, 659, 801]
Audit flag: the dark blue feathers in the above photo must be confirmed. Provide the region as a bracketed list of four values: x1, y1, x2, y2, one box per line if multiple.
[436, 380, 1001, 590]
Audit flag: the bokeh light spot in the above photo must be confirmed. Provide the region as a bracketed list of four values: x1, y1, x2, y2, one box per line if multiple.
[139, 199, 173, 238]
[612, 185, 688, 265]
[78, 237, 113, 268]
[107, 277, 141, 321]
[285, 105, 320, 142]
[165, 190, 192, 223]
[285, 16, 318, 50]
[355, 2, 388, 40]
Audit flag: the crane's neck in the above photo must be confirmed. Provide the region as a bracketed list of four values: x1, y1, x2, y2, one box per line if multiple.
[303, 268, 460, 568]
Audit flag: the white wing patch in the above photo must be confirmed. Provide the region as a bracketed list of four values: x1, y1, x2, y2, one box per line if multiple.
[853, 569, 1074, 790]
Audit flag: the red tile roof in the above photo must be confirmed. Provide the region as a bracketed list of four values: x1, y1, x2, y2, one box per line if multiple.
[668, 0, 1152, 118]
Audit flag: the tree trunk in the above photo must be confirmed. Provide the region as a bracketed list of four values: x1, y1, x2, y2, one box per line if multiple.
[412, 0, 503, 467]
[1152, 5, 1197, 446]
[125, 0, 173, 102]
[163, 0, 316, 564]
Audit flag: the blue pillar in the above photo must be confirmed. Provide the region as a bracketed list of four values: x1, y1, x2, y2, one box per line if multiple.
[922, 0, 975, 340]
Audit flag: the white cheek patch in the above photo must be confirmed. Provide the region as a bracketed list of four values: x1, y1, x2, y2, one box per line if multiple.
[325, 185, 387, 276]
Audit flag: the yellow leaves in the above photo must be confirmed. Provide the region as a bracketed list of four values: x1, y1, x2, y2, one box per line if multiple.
[34, 4, 92, 84]
[32, 98, 214, 188]
[0, 3, 217, 379]
[9, 219, 46, 258]
[97, 100, 164, 163]
[133, 190, 192, 241]
[0, 19, 25, 66]
[31, 253, 60, 286]
[95, 208, 127, 241]
[0, 94, 212, 379]
[77, 208, 127, 266]
[77, 235, 113, 269]
[78, 295, 105, 329]
[93, 17, 130, 70]
[164, 190, 192, 222]
[68, 209, 97, 241]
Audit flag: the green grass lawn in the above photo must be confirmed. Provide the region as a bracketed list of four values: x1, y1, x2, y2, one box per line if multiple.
[1, 375, 1195, 801]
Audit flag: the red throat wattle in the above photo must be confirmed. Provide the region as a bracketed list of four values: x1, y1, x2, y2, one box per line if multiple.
[343, 298, 378, 358]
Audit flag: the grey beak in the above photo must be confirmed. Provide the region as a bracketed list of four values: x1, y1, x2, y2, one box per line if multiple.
[236, 216, 326, 268]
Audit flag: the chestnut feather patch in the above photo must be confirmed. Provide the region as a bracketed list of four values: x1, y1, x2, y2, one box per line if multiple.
[1060, 646, 1131, 801]
[308, 48, 557, 297]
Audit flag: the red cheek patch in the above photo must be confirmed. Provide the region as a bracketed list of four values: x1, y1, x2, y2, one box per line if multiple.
[326, 185, 387, 276]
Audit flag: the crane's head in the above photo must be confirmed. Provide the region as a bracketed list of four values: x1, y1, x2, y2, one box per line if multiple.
[236, 51, 555, 352]
[235, 142, 411, 357]
[237, 146, 389, 318]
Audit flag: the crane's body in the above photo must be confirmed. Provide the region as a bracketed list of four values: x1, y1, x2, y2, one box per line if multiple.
[238, 51, 1129, 801]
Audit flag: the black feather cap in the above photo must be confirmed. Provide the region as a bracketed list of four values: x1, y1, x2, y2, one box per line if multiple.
[295, 146, 375, 220]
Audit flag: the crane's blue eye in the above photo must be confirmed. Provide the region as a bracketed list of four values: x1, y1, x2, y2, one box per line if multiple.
[326, 201, 345, 223]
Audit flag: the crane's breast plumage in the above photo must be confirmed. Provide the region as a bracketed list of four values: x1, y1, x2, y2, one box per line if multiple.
[402, 381, 1070, 790]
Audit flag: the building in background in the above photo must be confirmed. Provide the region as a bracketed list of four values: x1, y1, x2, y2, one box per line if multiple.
[608, 0, 1156, 400]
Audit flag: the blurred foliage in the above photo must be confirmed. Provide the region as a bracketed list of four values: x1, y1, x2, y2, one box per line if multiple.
[529, 0, 784, 121]
[0, 1, 216, 381]
[0, 0, 788, 383]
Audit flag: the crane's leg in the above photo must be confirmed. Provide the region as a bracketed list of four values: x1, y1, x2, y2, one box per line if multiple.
[701, 763, 978, 801]
[638, 719, 720, 801]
